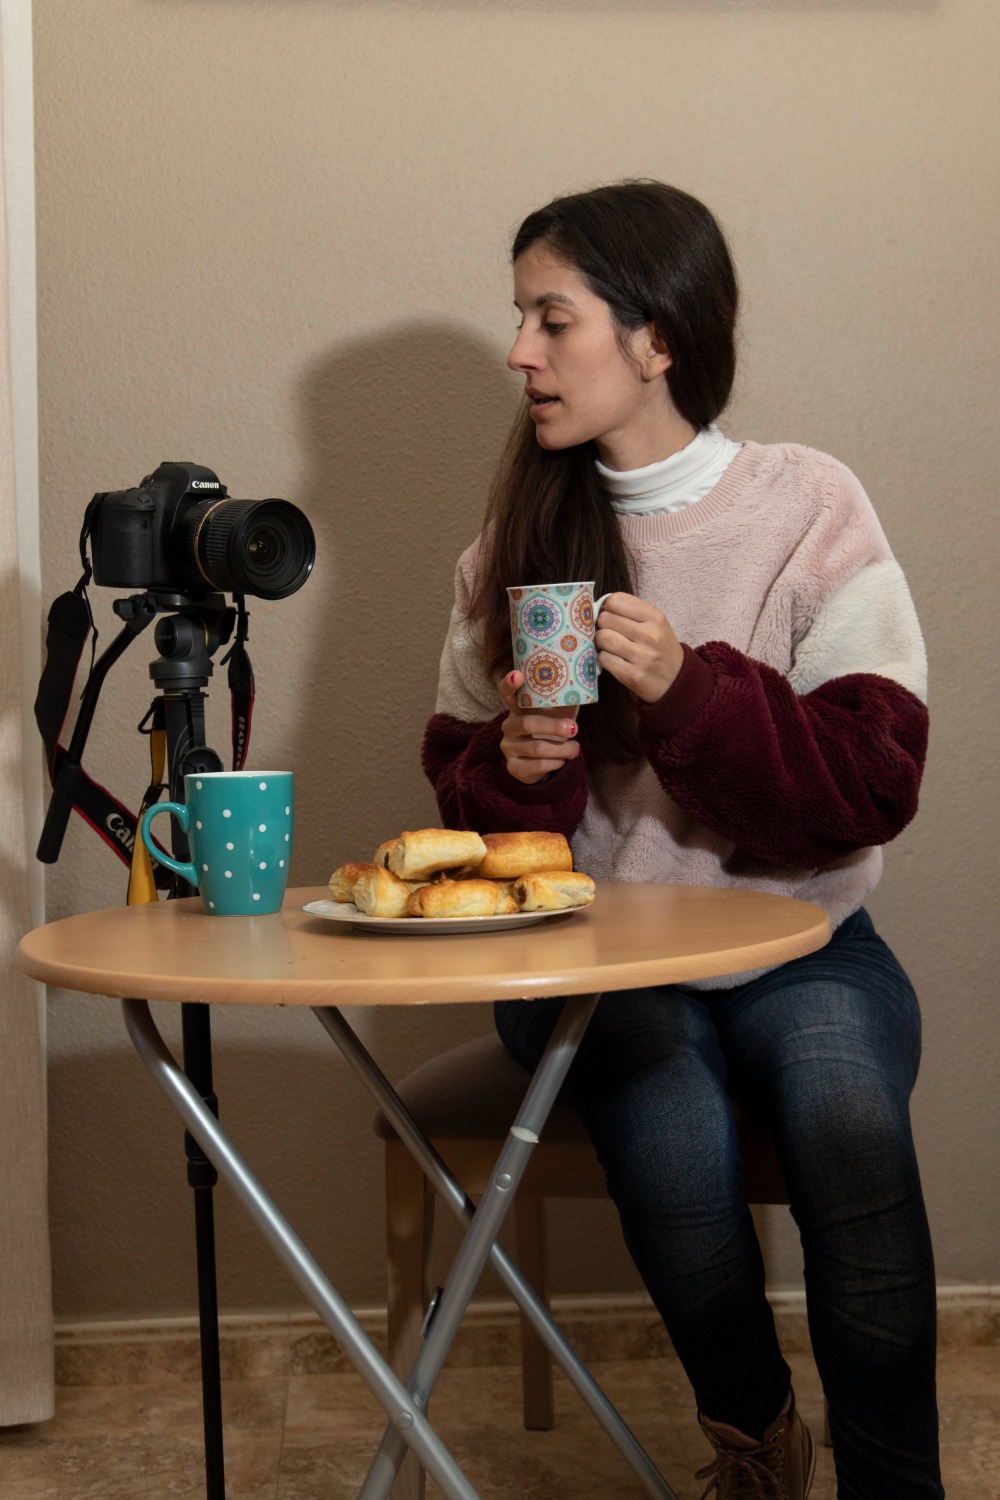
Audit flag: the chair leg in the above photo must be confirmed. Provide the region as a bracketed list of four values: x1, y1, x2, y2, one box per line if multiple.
[385, 1140, 435, 1500]
[514, 1194, 555, 1431]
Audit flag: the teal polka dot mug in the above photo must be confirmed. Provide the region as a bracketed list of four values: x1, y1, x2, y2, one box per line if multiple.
[141, 771, 294, 915]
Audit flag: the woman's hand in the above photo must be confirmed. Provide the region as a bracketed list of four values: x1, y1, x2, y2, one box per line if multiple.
[596, 593, 684, 704]
[498, 671, 580, 785]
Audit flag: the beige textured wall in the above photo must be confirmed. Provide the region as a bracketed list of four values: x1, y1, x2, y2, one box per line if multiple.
[32, 0, 999, 1320]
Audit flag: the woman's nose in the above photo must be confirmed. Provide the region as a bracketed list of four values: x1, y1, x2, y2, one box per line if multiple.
[507, 326, 541, 373]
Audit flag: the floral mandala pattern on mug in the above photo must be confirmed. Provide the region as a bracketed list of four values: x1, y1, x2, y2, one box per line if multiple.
[575, 646, 598, 693]
[571, 593, 595, 633]
[521, 595, 563, 640]
[525, 652, 569, 695]
[506, 582, 603, 709]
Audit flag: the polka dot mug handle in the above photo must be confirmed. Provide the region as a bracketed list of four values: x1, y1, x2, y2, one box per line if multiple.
[141, 801, 198, 887]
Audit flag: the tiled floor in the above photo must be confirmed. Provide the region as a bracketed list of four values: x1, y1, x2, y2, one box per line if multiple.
[2, 1344, 998, 1498]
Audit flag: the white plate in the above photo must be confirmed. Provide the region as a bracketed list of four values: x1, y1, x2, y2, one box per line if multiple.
[301, 899, 582, 935]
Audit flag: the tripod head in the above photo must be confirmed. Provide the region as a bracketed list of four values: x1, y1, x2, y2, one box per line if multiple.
[107, 588, 233, 688]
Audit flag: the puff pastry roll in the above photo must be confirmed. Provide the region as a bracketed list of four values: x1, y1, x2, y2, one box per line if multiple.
[407, 878, 519, 919]
[513, 871, 596, 912]
[477, 831, 573, 880]
[329, 861, 376, 902]
[388, 828, 487, 882]
[373, 838, 398, 870]
[352, 865, 420, 918]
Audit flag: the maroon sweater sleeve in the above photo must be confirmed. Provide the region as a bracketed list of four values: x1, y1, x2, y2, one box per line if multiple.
[638, 643, 929, 869]
[421, 712, 589, 836]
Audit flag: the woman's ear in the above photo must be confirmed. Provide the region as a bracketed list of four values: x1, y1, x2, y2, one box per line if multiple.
[637, 323, 672, 382]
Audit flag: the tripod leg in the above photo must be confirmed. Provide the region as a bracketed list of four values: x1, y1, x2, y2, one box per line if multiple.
[182, 1002, 226, 1499]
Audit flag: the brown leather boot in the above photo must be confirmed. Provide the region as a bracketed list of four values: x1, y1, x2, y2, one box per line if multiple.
[696, 1391, 815, 1498]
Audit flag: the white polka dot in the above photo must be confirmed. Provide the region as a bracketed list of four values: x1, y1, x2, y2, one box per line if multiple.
[284, 806, 290, 816]
[284, 833, 290, 842]
[208, 901, 215, 909]
[226, 842, 234, 851]
[252, 893, 261, 901]
[195, 780, 203, 790]
[225, 870, 232, 879]
[259, 781, 267, 790]
[279, 860, 284, 869]
[259, 823, 267, 832]
[223, 809, 231, 818]
[259, 862, 267, 870]
[196, 820, 203, 830]
[202, 864, 209, 872]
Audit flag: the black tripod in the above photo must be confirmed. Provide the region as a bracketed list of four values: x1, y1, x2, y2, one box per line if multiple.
[38, 587, 238, 1499]
[147, 594, 234, 1500]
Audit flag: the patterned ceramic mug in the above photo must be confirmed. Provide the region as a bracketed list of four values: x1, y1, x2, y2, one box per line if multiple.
[140, 771, 294, 915]
[507, 582, 611, 709]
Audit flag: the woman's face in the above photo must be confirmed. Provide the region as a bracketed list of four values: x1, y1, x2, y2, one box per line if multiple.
[507, 242, 677, 471]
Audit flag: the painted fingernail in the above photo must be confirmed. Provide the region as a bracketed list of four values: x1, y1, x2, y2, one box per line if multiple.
[567, 723, 577, 736]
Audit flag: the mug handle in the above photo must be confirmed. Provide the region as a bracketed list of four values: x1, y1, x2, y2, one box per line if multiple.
[592, 591, 612, 675]
[140, 801, 198, 887]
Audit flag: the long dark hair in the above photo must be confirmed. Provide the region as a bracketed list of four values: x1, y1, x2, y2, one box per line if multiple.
[469, 180, 739, 763]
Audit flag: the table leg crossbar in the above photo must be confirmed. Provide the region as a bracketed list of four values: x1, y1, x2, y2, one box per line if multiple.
[313, 1000, 678, 1500]
[123, 994, 678, 1500]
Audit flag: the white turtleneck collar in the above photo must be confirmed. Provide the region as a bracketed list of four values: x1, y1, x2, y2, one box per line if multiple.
[596, 424, 742, 515]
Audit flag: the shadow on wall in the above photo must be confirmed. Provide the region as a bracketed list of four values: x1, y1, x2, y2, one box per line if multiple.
[289, 324, 515, 877]
[44, 1030, 381, 1314]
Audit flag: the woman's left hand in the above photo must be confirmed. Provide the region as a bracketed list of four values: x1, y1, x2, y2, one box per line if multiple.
[596, 593, 685, 704]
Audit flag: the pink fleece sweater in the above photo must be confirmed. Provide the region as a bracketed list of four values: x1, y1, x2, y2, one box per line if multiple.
[422, 442, 928, 960]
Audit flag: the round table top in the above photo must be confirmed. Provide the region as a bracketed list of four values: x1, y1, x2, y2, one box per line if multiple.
[18, 883, 831, 1008]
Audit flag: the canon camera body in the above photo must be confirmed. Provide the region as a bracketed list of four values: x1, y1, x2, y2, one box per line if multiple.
[87, 461, 315, 601]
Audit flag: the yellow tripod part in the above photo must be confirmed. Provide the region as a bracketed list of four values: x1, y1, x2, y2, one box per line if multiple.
[127, 724, 167, 906]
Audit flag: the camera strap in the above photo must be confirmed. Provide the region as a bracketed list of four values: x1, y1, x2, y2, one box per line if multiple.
[33, 572, 170, 882]
[36, 580, 255, 890]
[220, 595, 255, 770]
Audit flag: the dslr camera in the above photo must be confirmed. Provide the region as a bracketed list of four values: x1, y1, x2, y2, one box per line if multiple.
[87, 460, 315, 600]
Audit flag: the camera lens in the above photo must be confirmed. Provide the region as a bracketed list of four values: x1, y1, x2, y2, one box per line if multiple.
[245, 526, 283, 570]
[189, 499, 315, 599]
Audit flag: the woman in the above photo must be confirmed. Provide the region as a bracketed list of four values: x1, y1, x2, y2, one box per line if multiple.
[421, 181, 941, 1499]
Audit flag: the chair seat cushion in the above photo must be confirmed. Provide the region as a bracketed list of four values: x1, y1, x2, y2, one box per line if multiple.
[373, 1032, 789, 1202]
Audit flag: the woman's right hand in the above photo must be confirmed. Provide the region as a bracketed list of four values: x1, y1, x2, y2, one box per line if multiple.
[498, 671, 580, 785]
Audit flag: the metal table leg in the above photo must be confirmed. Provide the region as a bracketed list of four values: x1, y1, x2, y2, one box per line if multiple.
[122, 998, 481, 1500]
[313, 999, 678, 1500]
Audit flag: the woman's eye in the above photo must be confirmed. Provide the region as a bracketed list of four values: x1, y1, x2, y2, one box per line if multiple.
[544, 321, 568, 334]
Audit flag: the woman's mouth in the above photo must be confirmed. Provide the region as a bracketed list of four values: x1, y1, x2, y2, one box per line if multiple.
[527, 389, 559, 416]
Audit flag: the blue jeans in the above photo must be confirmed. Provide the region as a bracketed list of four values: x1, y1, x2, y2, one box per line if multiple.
[495, 908, 943, 1499]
